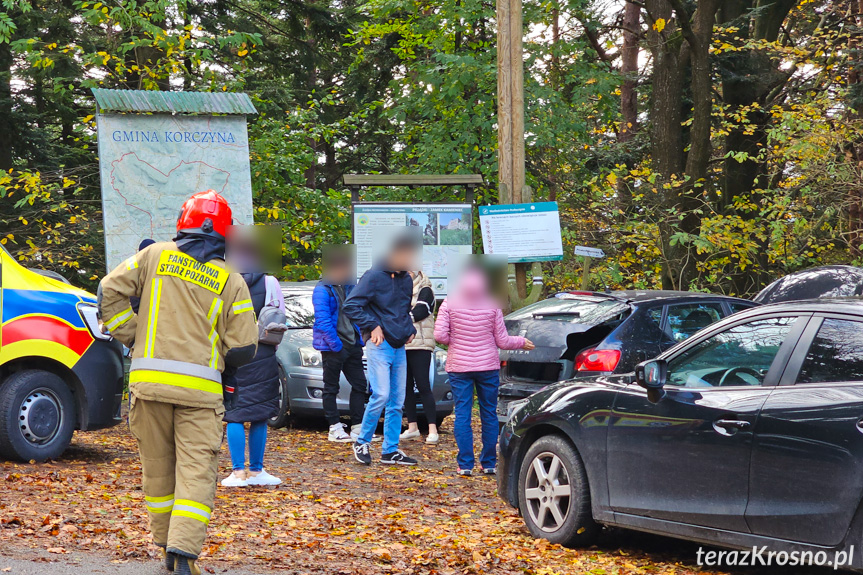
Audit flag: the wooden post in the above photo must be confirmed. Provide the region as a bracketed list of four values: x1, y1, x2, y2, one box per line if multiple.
[498, 0, 528, 300]
[581, 256, 592, 290]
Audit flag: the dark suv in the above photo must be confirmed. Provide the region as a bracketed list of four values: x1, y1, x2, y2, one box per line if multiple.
[498, 291, 754, 421]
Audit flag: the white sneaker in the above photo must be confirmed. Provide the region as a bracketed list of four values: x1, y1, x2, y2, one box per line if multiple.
[328, 422, 352, 443]
[220, 471, 248, 487]
[426, 433, 439, 445]
[351, 425, 383, 442]
[246, 470, 282, 486]
[400, 429, 421, 441]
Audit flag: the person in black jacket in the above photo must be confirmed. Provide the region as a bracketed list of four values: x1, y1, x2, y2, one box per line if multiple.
[221, 272, 285, 487]
[128, 238, 155, 314]
[343, 233, 419, 466]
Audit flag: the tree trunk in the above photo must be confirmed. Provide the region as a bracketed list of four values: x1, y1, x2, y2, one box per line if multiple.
[619, 1, 640, 145]
[0, 41, 14, 171]
[645, 0, 685, 289]
[646, 0, 719, 289]
[718, 0, 794, 293]
[848, 0, 863, 256]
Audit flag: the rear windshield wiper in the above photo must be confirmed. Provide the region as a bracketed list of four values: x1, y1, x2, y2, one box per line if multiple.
[532, 311, 581, 319]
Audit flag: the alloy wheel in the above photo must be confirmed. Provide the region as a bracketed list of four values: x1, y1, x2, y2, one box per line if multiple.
[524, 451, 572, 532]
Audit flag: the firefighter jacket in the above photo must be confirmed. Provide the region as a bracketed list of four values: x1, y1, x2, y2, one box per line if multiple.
[99, 241, 258, 409]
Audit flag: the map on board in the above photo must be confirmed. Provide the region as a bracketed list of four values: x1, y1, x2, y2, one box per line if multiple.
[353, 203, 472, 296]
[96, 113, 254, 270]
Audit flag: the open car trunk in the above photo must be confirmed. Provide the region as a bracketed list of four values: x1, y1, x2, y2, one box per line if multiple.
[497, 296, 631, 416]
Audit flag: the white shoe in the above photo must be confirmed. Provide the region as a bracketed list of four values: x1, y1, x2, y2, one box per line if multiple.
[426, 433, 439, 445]
[351, 425, 382, 442]
[246, 470, 282, 486]
[400, 429, 421, 441]
[221, 471, 248, 487]
[328, 423, 352, 443]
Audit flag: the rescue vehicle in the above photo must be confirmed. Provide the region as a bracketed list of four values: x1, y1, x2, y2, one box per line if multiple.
[0, 246, 124, 461]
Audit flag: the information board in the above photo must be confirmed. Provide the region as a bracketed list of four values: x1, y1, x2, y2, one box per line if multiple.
[96, 113, 254, 270]
[352, 203, 472, 296]
[479, 201, 564, 263]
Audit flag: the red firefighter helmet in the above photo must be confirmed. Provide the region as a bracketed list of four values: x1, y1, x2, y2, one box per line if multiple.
[176, 190, 232, 237]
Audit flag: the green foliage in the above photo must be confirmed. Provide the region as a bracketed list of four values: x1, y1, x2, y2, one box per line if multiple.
[0, 0, 861, 299]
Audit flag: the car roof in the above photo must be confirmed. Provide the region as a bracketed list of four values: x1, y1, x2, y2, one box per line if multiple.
[754, 265, 863, 304]
[552, 290, 751, 305]
[743, 297, 863, 315]
[279, 280, 316, 296]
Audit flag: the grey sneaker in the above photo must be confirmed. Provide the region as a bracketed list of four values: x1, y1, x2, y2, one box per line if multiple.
[353, 442, 372, 465]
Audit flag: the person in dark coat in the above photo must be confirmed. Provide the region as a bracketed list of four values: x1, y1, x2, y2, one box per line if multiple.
[129, 238, 155, 314]
[221, 272, 285, 487]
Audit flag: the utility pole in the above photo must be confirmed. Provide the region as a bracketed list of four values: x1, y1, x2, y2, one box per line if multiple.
[497, 0, 530, 299]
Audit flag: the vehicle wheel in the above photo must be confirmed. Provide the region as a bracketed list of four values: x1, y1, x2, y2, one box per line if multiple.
[0, 370, 76, 462]
[268, 366, 291, 429]
[517, 435, 598, 546]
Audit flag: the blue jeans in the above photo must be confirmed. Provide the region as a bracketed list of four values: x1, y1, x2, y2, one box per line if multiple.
[449, 370, 500, 470]
[356, 340, 407, 454]
[226, 420, 268, 472]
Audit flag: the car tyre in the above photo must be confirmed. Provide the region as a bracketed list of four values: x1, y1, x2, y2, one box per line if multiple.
[268, 365, 291, 429]
[0, 370, 76, 462]
[517, 435, 598, 547]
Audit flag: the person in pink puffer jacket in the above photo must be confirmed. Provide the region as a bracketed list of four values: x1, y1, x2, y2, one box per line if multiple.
[435, 266, 534, 476]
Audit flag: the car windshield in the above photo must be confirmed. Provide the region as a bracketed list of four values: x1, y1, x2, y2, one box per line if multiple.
[284, 293, 315, 328]
[507, 296, 629, 324]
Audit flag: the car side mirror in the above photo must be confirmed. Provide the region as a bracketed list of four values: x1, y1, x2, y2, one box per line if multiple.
[636, 359, 668, 404]
[636, 359, 667, 390]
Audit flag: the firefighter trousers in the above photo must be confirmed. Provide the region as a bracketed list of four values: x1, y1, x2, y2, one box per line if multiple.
[129, 395, 224, 557]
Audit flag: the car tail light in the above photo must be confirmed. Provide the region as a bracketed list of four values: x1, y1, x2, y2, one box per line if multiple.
[575, 348, 621, 372]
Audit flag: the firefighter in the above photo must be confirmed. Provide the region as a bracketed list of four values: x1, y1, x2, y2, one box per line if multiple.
[98, 190, 258, 575]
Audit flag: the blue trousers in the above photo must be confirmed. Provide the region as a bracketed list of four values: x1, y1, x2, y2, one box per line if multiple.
[356, 340, 407, 454]
[449, 370, 500, 470]
[226, 420, 268, 472]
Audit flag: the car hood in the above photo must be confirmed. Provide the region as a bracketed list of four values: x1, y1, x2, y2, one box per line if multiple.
[501, 318, 595, 362]
[281, 328, 313, 347]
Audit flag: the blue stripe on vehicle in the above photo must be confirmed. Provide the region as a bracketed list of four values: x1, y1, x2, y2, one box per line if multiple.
[2, 289, 87, 328]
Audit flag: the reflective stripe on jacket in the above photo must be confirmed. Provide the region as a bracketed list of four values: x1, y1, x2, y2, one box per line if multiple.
[98, 241, 258, 408]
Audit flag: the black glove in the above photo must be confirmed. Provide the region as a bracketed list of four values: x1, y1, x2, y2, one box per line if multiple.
[222, 366, 238, 411]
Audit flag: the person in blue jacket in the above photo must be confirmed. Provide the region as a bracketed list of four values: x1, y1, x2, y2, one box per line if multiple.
[313, 249, 367, 443]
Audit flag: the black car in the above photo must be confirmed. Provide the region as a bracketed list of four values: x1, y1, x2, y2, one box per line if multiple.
[498, 291, 754, 421]
[498, 299, 863, 569]
[755, 265, 863, 304]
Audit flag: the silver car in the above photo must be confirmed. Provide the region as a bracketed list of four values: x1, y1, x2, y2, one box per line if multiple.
[268, 282, 453, 428]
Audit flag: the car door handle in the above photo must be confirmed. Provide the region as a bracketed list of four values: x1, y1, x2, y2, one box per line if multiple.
[713, 419, 751, 436]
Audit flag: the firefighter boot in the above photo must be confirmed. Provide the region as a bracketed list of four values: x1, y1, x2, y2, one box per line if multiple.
[159, 545, 174, 572]
[169, 553, 201, 575]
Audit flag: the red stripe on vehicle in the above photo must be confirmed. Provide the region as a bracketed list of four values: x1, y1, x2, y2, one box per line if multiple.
[3, 315, 94, 356]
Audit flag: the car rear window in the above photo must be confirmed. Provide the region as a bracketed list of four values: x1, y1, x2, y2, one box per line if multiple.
[507, 297, 629, 324]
